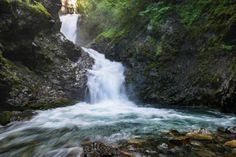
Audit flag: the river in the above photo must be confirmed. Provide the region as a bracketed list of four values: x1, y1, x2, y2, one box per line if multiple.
[0, 14, 235, 157]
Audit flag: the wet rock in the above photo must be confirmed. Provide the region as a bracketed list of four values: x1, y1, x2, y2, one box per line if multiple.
[127, 138, 146, 147]
[81, 141, 133, 157]
[217, 127, 227, 133]
[195, 149, 216, 157]
[91, 1, 236, 113]
[9, 110, 35, 122]
[226, 126, 236, 134]
[186, 129, 213, 140]
[169, 129, 182, 136]
[169, 135, 189, 145]
[87, 127, 236, 157]
[217, 126, 236, 134]
[224, 140, 236, 148]
[169, 146, 183, 154]
[190, 140, 203, 147]
[232, 148, 236, 154]
[66, 147, 83, 157]
[0, 0, 94, 113]
[158, 143, 169, 153]
[0, 111, 11, 125]
[0, 110, 35, 125]
[165, 130, 189, 146]
[37, 0, 61, 19]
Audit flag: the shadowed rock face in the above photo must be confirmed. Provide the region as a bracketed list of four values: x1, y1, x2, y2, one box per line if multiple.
[0, 0, 93, 112]
[89, 2, 236, 113]
[37, 0, 62, 18]
[92, 28, 236, 113]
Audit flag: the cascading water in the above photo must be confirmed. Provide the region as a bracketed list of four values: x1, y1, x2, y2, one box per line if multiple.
[0, 12, 236, 157]
[83, 47, 127, 103]
[60, 14, 79, 43]
[59, 0, 79, 44]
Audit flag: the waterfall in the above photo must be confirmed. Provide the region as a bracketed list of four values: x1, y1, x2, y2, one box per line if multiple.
[59, 12, 128, 103]
[82, 48, 127, 103]
[59, 14, 79, 44]
[0, 12, 236, 157]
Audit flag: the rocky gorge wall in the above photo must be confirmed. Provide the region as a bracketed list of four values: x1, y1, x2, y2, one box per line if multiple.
[78, 0, 236, 113]
[0, 0, 93, 124]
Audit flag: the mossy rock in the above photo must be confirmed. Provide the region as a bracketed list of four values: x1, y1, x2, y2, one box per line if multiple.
[0, 111, 12, 125]
[27, 98, 74, 110]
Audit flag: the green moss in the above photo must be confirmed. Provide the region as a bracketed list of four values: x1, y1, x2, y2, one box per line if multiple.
[231, 57, 236, 72]
[0, 111, 12, 125]
[29, 2, 51, 17]
[155, 45, 163, 56]
[28, 98, 73, 110]
[176, 1, 209, 26]
[98, 27, 127, 39]
[221, 44, 233, 51]
[7, 0, 51, 17]
[139, 2, 172, 27]
[0, 53, 21, 83]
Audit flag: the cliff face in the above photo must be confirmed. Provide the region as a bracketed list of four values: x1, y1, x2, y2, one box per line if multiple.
[0, 0, 93, 112]
[81, 0, 236, 113]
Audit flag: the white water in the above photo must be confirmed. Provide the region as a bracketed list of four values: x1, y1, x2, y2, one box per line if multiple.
[83, 47, 127, 103]
[0, 13, 236, 156]
[60, 14, 79, 43]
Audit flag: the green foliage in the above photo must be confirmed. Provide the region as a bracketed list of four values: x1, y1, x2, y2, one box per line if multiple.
[156, 45, 163, 56]
[99, 27, 127, 38]
[9, 0, 51, 16]
[30, 2, 51, 17]
[177, 1, 209, 26]
[0, 52, 21, 83]
[139, 2, 172, 27]
[77, 0, 145, 38]
[221, 44, 233, 51]
[78, 0, 235, 58]
[177, 0, 236, 35]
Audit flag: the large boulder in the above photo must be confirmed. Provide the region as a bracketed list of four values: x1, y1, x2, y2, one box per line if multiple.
[0, 0, 93, 111]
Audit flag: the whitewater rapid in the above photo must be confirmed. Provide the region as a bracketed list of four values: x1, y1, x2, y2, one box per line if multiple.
[0, 13, 236, 156]
[60, 14, 79, 43]
[83, 47, 127, 103]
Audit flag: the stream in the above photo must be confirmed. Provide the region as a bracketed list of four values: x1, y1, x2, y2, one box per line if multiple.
[0, 14, 235, 157]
